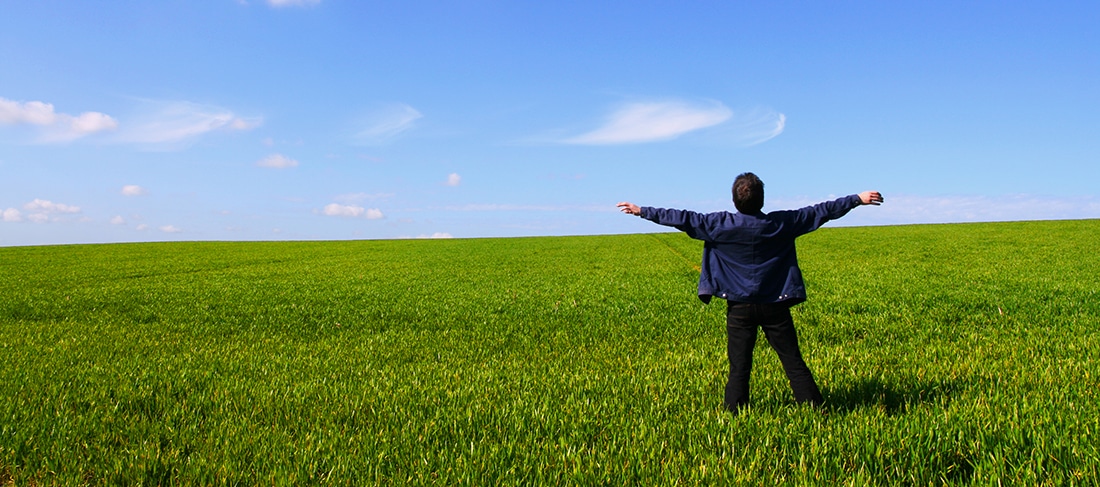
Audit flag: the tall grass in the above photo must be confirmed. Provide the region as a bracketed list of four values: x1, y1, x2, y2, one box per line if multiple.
[1, 220, 1098, 485]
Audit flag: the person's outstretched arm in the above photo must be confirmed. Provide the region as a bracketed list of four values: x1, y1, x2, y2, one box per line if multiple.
[622, 193, 881, 214]
[617, 201, 719, 241]
[779, 190, 885, 236]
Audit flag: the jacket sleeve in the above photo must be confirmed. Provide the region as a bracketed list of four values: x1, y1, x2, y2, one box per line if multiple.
[639, 207, 719, 241]
[783, 194, 863, 236]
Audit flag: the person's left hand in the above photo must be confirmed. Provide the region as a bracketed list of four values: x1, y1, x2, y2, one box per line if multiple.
[858, 191, 884, 206]
[617, 202, 641, 215]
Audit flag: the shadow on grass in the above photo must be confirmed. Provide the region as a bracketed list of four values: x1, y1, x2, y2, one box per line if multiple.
[823, 377, 958, 415]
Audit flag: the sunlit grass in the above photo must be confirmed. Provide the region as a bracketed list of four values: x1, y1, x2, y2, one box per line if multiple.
[2, 220, 1098, 484]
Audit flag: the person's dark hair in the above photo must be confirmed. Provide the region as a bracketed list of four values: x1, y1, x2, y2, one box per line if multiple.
[732, 172, 764, 213]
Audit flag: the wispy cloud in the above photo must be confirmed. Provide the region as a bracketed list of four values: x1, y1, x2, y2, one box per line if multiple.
[0, 97, 118, 143]
[877, 194, 1100, 224]
[334, 192, 394, 203]
[2, 97, 262, 148]
[160, 225, 182, 233]
[115, 100, 261, 148]
[767, 194, 1100, 226]
[445, 173, 461, 187]
[354, 103, 422, 145]
[439, 203, 611, 212]
[700, 107, 786, 147]
[256, 153, 299, 169]
[266, 0, 321, 7]
[321, 203, 384, 219]
[563, 99, 732, 145]
[550, 99, 787, 147]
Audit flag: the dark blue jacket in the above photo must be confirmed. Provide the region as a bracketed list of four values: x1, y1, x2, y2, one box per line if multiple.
[640, 194, 863, 305]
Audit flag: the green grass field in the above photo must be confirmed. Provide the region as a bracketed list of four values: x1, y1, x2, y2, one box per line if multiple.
[2, 220, 1098, 485]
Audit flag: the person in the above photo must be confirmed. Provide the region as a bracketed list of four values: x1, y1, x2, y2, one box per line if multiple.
[617, 172, 883, 413]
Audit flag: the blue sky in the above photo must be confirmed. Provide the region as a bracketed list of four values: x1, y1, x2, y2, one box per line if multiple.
[2, 1, 1098, 246]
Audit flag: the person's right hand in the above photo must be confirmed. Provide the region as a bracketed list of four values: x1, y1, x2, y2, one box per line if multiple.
[617, 202, 641, 215]
[858, 191, 884, 206]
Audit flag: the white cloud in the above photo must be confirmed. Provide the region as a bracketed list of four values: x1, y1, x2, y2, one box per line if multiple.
[322, 203, 384, 219]
[0, 97, 118, 142]
[2, 208, 21, 222]
[5, 199, 82, 223]
[23, 199, 80, 214]
[121, 185, 147, 196]
[0, 99, 55, 125]
[267, 0, 321, 7]
[256, 153, 299, 169]
[355, 103, 422, 144]
[446, 173, 461, 187]
[564, 99, 732, 145]
[136, 224, 149, 231]
[116, 100, 261, 147]
[160, 225, 182, 233]
[68, 112, 119, 135]
[110, 215, 126, 225]
[417, 232, 453, 239]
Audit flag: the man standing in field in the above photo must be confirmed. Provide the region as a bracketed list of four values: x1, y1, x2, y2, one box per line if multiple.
[617, 173, 883, 413]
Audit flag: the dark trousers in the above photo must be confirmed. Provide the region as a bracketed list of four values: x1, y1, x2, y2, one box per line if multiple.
[724, 302, 823, 412]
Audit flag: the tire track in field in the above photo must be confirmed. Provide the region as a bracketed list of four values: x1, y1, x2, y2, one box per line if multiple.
[646, 233, 702, 272]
